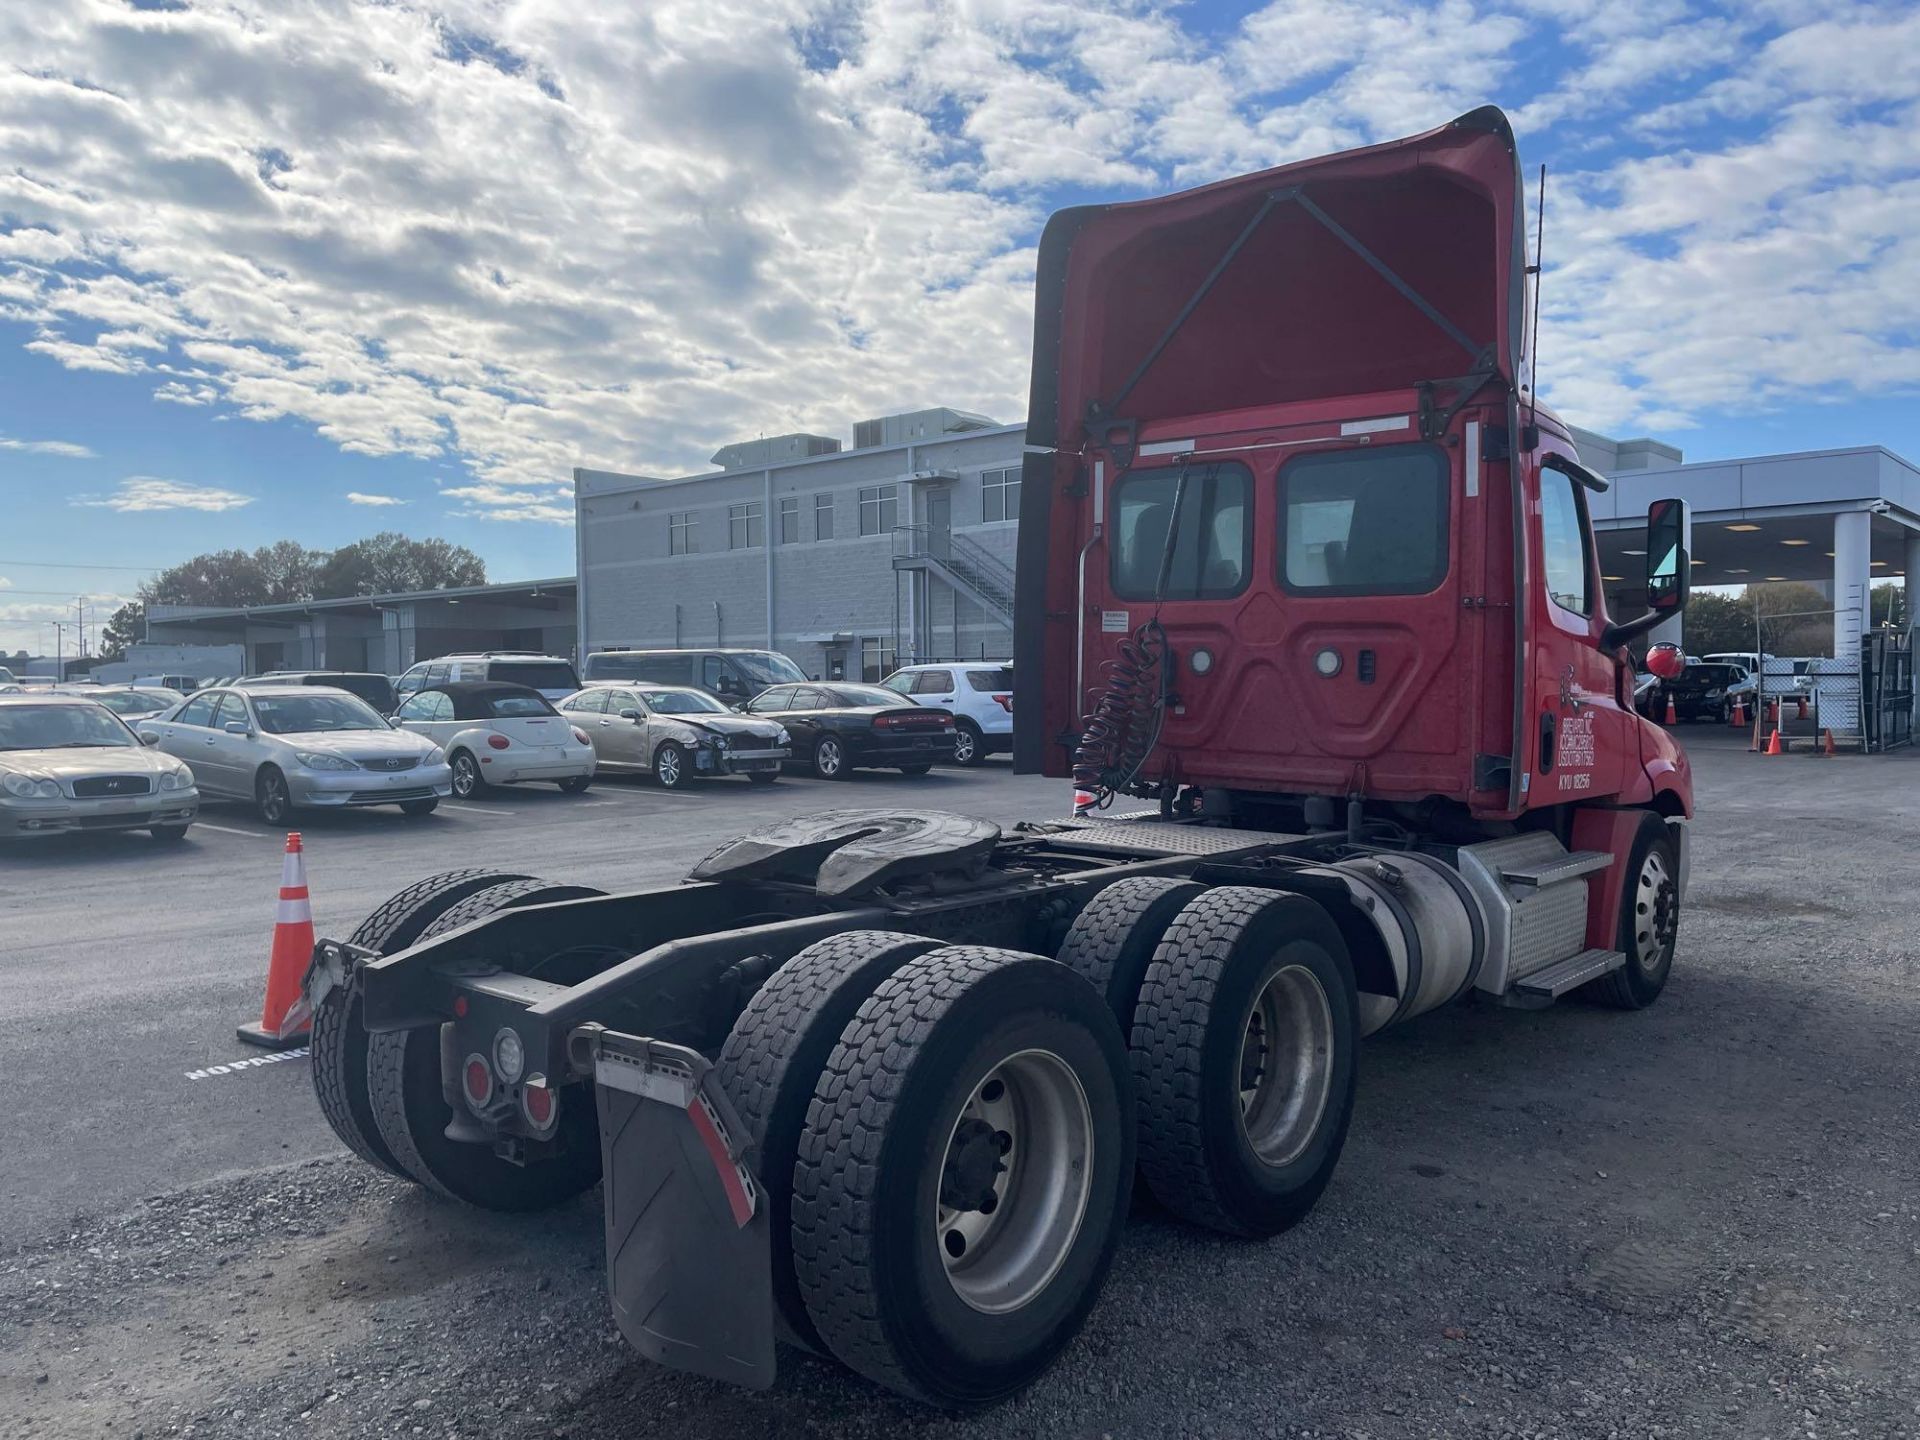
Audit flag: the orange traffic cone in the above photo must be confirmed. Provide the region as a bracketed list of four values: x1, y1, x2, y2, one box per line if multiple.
[1664, 694, 1678, 725]
[1729, 696, 1746, 727]
[1764, 728, 1783, 756]
[1071, 787, 1096, 816]
[1823, 728, 1838, 757]
[237, 832, 316, 1048]
[1767, 699, 1780, 726]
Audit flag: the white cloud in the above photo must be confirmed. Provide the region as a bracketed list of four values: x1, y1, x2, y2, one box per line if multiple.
[347, 490, 406, 506]
[0, 0, 1912, 509]
[0, 435, 95, 457]
[74, 477, 255, 513]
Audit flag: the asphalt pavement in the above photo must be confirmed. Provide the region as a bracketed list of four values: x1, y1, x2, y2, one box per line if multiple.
[6, 735, 1920, 1439]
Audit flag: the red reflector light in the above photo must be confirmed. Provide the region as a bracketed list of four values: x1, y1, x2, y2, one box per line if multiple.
[486, 733, 511, 750]
[994, 694, 1013, 712]
[571, 727, 590, 745]
[521, 1076, 557, 1133]
[463, 1056, 494, 1109]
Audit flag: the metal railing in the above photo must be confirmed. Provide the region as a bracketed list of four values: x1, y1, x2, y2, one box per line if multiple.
[891, 525, 1015, 623]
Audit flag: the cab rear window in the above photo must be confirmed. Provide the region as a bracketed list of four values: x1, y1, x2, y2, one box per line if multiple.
[965, 667, 1015, 692]
[1109, 462, 1251, 601]
[490, 661, 580, 690]
[1278, 443, 1449, 595]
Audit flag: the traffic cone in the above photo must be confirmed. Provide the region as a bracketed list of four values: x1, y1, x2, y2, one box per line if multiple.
[1071, 787, 1096, 816]
[237, 832, 316, 1048]
[1664, 694, 1678, 725]
[1823, 728, 1837, 757]
[1729, 697, 1746, 727]
[1767, 699, 1780, 726]
[1764, 728, 1783, 756]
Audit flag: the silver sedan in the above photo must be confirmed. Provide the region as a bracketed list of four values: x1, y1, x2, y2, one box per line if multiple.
[0, 694, 199, 842]
[139, 685, 451, 824]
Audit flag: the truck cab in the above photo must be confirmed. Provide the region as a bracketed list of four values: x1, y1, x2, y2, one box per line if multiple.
[1014, 106, 1692, 835]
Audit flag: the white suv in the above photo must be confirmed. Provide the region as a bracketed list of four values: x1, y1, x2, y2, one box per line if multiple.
[395, 652, 582, 704]
[880, 662, 1013, 766]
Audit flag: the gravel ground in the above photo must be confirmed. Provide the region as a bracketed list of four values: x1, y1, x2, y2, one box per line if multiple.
[5, 732, 1918, 1438]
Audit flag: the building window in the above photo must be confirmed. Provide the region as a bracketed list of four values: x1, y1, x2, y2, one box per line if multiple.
[669, 512, 697, 555]
[729, 501, 764, 550]
[778, 495, 800, 544]
[814, 492, 834, 541]
[858, 484, 898, 537]
[982, 466, 1021, 523]
[860, 636, 896, 682]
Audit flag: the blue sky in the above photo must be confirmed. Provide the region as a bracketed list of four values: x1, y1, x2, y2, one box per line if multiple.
[2, 0, 1917, 654]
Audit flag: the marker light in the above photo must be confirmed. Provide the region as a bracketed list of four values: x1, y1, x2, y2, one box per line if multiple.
[462, 1055, 494, 1111]
[1314, 648, 1342, 678]
[1190, 648, 1214, 675]
[493, 1027, 525, 1085]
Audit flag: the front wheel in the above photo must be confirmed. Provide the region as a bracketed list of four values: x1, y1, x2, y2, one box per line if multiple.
[150, 823, 190, 843]
[812, 735, 848, 780]
[399, 798, 438, 817]
[897, 763, 933, 776]
[255, 766, 293, 826]
[558, 775, 591, 794]
[1582, 814, 1680, 1009]
[747, 770, 779, 786]
[792, 946, 1132, 1407]
[449, 751, 484, 799]
[653, 742, 689, 789]
[1133, 887, 1358, 1238]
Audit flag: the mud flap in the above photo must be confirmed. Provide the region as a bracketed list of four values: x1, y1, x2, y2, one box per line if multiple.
[571, 1026, 776, 1390]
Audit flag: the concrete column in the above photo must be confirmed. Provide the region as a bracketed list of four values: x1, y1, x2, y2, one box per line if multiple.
[1833, 509, 1871, 666]
[1904, 528, 1920, 639]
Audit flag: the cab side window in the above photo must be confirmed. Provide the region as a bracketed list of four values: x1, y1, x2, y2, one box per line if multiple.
[1539, 469, 1592, 616]
[174, 694, 218, 728]
[912, 669, 955, 695]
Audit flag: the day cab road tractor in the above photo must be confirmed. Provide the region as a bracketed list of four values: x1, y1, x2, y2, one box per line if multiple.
[304, 107, 1695, 1409]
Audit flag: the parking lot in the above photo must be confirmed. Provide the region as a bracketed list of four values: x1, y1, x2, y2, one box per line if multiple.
[6, 734, 1920, 1439]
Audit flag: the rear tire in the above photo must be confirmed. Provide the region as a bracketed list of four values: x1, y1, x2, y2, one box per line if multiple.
[747, 770, 780, 786]
[812, 735, 847, 780]
[1132, 888, 1358, 1238]
[558, 775, 591, 794]
[714, 930, 943, 1352]
[1055, 876, 1206, 1032]
[951, 719, 986, 767]
[366, 878, 605, 1210]
[1582, 814, 1680, 1010]
[449, 751, 484, 799]
[897, 763, 934, 776]
[310, 869, 531, 1179]
[792, 946, 1133, 1407]
[150, 823, 190, 842]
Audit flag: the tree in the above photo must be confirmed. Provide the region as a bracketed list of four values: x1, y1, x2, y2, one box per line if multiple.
[143, 549, 275, 608]
[314, 532, 486, 598]
[98, 600, 145, 663]
[1676, 591, 1751, 657]
[1871, 581, 1905, 631]
[255, 540, 326, 604]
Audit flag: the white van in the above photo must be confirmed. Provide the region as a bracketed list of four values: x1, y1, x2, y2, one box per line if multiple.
[395, 652, 582, 704]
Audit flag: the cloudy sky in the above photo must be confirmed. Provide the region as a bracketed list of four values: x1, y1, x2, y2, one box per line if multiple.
[1, 0, 1917, 656]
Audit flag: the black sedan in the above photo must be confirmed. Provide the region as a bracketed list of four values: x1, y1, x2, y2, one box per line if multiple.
[742, 683, 956, 779]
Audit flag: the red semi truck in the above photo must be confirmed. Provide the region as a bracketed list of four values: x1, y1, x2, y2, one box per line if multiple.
[305, 107, 1693, 1408]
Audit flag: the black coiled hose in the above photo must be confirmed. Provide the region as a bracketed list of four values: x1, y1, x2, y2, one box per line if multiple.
[1072, 617, 1172, 808]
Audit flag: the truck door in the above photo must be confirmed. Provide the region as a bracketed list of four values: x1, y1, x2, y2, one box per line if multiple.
[1529, 458, 1629, 801]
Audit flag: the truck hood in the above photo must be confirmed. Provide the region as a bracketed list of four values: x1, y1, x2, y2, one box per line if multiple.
[1027, 106, 1527, 450]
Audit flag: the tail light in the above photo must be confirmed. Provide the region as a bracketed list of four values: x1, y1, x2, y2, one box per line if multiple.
[520, 1075, 559, 1135]
[486, 733, 511, 750]
[994, 694, 1013, 712]
[571, 727, 590, 745]
[462, 1054, 494, 1112]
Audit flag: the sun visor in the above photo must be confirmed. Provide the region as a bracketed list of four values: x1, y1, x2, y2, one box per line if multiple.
[1029, 107, 1527, 450]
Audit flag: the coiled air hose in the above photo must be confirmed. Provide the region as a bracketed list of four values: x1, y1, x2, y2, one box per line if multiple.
[1071, 617, 1174, 808]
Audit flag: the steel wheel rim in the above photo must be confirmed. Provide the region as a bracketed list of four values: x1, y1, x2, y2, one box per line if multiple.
[1634, 848, 1678, 978]
[1237, 964, 1335, 1168]
[657, 747, 681, 786]
[935, 1048, 1093, 1315]
[817, 739, 841, 776]
[953, 728, 976, 762]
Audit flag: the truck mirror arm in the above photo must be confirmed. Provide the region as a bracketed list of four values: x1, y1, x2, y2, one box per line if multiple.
[1602, 604, 1681, 652]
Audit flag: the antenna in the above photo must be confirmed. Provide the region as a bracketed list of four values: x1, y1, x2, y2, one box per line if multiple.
[1526, 162, 1546, 438]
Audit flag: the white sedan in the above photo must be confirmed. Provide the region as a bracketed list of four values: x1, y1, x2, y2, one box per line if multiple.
[391, 680, 596, 799]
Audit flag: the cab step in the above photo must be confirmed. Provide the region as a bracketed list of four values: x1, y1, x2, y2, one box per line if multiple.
[1511, 947, 1625, 1000]
[1499, 850, 1612, 889]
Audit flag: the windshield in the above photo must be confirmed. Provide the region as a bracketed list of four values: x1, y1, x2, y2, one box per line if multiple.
[0, 703, 139, 751]
[1684, 665, 1740, 684]
[732, 652, 807, 686]
[92, 691, 172, 716]
[490, 661, 581, 690]
[253, 693, 390, 735]
[643, 689, 728, 715]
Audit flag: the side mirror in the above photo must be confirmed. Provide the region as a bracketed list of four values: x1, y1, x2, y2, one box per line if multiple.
[1646, 643, 1686, 681]
[223, 720, 251, 736]
[618, 708, 642, 721]
[1603, 498, 1690, 650]
[1645, 497, 1690, 614]
[139, 732, 160, 747]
